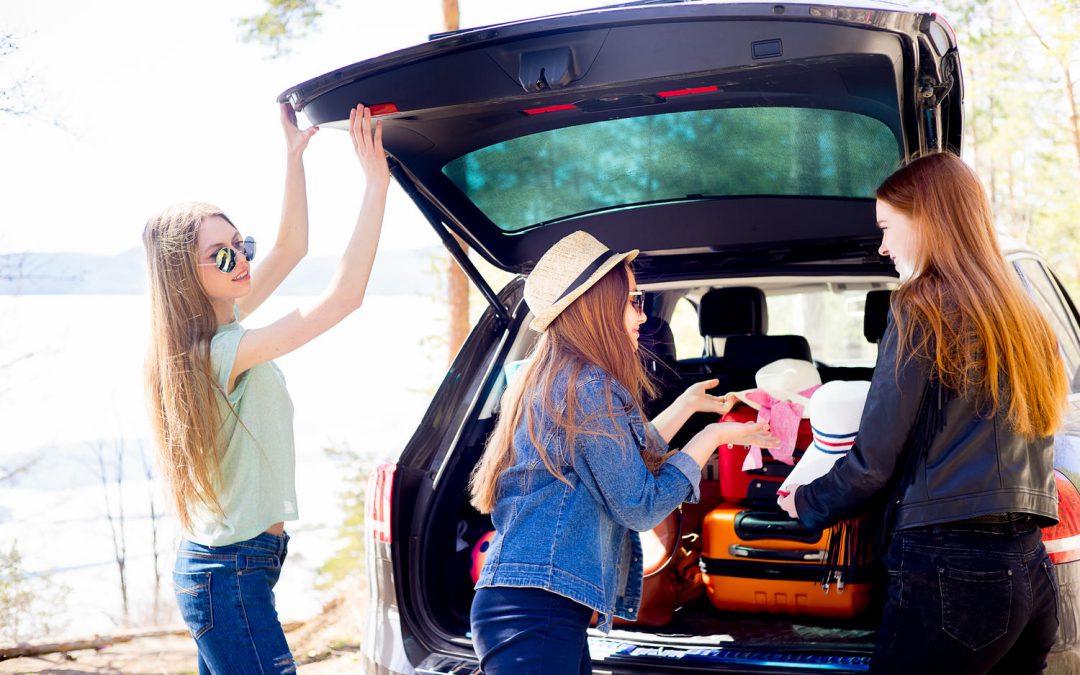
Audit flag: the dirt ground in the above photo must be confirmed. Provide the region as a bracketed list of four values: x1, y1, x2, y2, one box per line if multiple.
[0, 583, 367, 674]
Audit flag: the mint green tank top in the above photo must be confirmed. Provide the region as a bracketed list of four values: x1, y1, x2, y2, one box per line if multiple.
[186, 316, 298, 546]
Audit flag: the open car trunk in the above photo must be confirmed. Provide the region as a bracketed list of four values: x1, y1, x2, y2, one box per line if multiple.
[282, 2, 965, 670]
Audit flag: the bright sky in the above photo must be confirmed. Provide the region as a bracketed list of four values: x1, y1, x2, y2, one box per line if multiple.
[0, 0, 616, 257]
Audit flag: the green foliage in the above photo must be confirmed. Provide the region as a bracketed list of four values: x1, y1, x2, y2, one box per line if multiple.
[0, 542, 70, 643]
[938, 0, 1080, 299]
[317, 443, 370, 589]
[444, 108, 900, 232]
[237, 0, 336, 58]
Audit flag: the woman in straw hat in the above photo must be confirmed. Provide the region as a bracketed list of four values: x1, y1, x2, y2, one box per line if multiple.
[779, 152, 1068, 674]
[143, 104, 387, 673]
[468, 230, 779, 674]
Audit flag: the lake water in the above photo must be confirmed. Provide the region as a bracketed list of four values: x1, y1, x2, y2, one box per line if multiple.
[0, 293, 449, 639]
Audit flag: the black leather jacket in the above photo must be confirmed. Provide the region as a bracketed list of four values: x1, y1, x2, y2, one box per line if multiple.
[796, 312, 1058, 532]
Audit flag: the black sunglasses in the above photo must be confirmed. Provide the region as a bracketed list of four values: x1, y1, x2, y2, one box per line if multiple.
[628, 291, 645, 314]
[198, 237, 257, 274]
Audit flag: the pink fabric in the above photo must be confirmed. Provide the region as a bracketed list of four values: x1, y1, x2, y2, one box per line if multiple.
[739, 385, 822, 470]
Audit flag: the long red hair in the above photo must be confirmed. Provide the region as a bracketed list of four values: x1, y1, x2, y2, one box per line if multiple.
[469, 262, 661, 514]
[877, 153, 1067, 438]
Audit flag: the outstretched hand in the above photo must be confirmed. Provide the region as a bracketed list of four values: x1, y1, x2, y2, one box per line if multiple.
[682, 420, 780, 470]
[711, 420, 780, 449]
[280, 102, 318, 156]
[349, 104, 390, 186]
[679, 379, 738, 416]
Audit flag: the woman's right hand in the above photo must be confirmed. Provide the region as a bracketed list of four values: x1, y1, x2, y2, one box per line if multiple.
[682, 421, 779, 469]
[349, 104, 390, 186]
[711, 421, 780, 449]
[280, 101, 318, 157]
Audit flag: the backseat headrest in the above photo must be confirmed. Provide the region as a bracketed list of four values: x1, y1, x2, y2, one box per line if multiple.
[723, 335, 814, 390]
[640, 316, 676, 364]
[864, 290, 893, 344]
[699, 287, 767, 337]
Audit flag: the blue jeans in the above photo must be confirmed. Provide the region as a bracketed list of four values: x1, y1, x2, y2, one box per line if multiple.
[872, 520, 1059, 674]
[173, 531, 295, 675]
[471, 586, 593, 674]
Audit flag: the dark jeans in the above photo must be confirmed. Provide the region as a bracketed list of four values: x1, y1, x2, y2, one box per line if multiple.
[173, 531, 295, 675]
[471, 586, 593, 674]
[872, 520, 1059, 674]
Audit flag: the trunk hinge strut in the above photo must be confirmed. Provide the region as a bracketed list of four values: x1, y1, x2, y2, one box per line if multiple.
[389, 161, 512, 328]
[917, 46, 959, 152]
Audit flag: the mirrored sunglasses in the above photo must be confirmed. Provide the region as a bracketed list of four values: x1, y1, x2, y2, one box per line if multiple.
[628, 290, 645, 314]
[198, 237, 257, 274]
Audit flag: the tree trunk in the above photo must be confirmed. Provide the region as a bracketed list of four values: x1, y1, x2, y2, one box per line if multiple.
[443, 0, 469, 364]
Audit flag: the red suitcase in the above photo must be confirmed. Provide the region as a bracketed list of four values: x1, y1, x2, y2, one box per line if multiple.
[718, 404, 812, 506]
[700, 504, 872, 618]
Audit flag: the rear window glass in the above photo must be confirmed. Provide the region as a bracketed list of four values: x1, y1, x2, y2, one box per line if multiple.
[443, 107, 900, 232]
[767, 287, 881, 367]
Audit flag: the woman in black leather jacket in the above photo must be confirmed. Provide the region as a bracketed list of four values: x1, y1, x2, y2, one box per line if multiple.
[779, 152, 1069, 674]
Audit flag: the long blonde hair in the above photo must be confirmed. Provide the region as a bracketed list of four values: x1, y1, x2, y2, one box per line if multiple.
[877, 152, 1067, 438]
[143, 202, 232, 531]
[469, 262, 661, 514]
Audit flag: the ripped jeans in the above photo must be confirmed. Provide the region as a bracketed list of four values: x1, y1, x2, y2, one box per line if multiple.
[173, 531, 296, 675]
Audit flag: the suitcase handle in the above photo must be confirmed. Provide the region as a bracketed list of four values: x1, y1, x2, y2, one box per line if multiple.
[728, 545, 826, 562]
[734, 511, 823, 543]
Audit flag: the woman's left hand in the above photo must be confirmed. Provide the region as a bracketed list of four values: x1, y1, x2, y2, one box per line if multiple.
[777, 485, 800, 519]
[678, 379, 738, 416]
[280, 101, 318, 157]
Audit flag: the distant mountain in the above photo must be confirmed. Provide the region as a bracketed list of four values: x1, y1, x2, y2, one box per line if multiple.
[0, 247, 446, 296]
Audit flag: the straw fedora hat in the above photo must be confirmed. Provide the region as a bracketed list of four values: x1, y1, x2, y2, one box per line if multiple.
[732, 358, 822, 418]
[525, 231, 639, 332]
[779, 380, 871, 493]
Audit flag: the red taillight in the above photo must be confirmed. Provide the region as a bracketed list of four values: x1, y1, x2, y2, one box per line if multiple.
[1043, 471, 1080, 564]
[657, 85, 718, 98]
[522, 103, 577, 115]
[368, 103, 399, 116]
[366, 462, 397, 544]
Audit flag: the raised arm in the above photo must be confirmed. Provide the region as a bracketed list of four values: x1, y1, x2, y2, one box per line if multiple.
[226, 104, 390, 390]
[237, 103, 319, 319]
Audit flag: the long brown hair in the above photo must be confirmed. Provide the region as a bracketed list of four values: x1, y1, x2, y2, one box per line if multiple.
[143, 202, 232, 531]
[469, 262, 660, 514]
[877, 152, 1067, 438]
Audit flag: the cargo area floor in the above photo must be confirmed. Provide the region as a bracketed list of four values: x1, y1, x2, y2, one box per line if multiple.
[600, 595, 878, 653]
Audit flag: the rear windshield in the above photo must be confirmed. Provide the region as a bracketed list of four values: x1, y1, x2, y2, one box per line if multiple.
[442, 107, 900, 233]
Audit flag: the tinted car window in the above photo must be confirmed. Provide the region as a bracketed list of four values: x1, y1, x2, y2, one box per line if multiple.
[443, 107, 900, 232]
[1015, 258, 1080, 392]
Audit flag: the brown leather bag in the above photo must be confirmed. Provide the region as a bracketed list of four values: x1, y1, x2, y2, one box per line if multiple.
[608, 507, 706, 627]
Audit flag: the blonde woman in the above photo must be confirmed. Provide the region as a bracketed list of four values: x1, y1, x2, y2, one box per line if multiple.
[143, 103, 387, 674]
[468, 231, 780, 674]
[780, 152, 1068, 673]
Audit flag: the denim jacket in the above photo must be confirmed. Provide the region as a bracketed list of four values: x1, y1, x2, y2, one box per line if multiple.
[475, 364, 701, 633]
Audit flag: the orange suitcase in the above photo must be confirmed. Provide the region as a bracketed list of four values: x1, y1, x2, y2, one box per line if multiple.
[700, 505, 872, 618]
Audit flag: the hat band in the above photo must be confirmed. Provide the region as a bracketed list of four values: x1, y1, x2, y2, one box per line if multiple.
[813, 441, 853, 455]
[555, 249, 619, 303]
[811, 426, 858, 440]
[811, 426, 856, 455]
